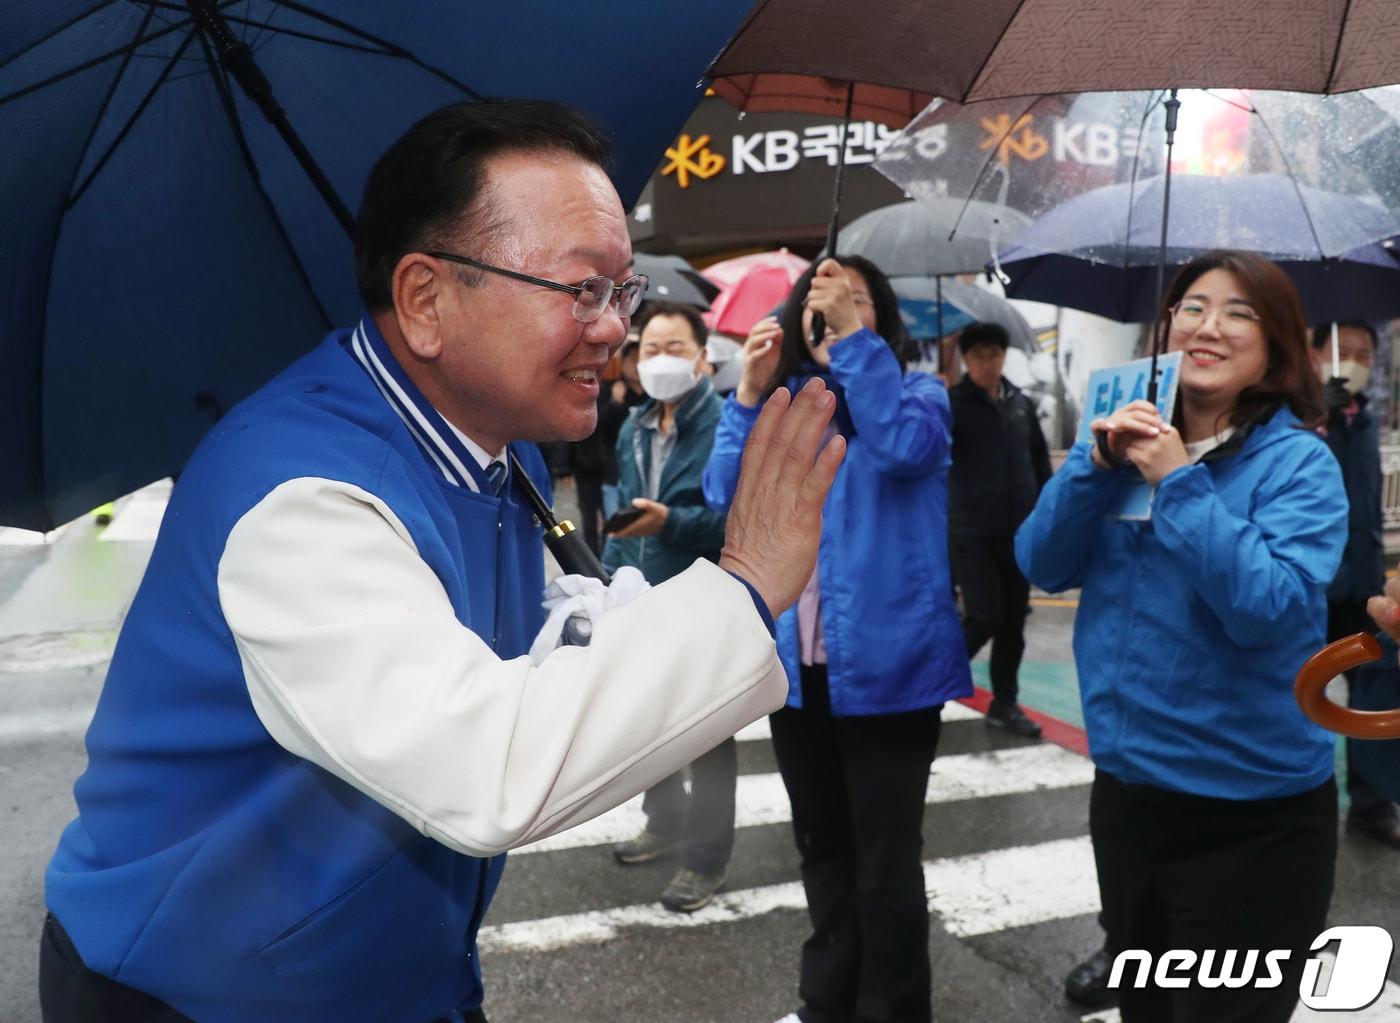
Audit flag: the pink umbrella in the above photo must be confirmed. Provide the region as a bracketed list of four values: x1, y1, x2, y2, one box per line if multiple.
[702, 249, 811, 337]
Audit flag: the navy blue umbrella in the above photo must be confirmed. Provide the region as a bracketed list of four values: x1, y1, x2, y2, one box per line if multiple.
[0, 1, 752, 530]
[994, 173, 1400, 326]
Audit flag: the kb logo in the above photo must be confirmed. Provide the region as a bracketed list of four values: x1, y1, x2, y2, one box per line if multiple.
[1108, 926, 1394, 1010]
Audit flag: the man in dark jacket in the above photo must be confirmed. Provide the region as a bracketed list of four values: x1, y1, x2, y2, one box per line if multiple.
[602, 301, 734, 912]
[948, 322, 1052, 738]
[1311, 321, 1399, 848]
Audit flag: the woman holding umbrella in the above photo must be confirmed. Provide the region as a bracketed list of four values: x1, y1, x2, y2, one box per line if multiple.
[1016, 251, 1347, 1022]
[704, 255, 970, 1023]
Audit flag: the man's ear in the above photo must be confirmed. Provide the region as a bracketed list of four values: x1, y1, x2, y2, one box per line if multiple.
[695, 348, 714, 376]
[391, 253, 447, 360]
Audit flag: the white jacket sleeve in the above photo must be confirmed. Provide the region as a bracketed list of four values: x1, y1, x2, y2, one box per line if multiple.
[217, 477, 786, 857]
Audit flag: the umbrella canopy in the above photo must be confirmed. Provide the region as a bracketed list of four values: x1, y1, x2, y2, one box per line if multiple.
[710, 1, 1400, 102]
[702, 249, 811, 337]
[830, 199, 1033, 278]
[633, 253, 719, 310]
[876, 88, 1400, 249]
[891, 277, 1035, 351]
[0, 1, 755, 530]
[994, 174, 1400, 324]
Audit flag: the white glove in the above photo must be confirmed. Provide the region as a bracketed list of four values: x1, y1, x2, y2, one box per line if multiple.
[528, 566, 651, 665]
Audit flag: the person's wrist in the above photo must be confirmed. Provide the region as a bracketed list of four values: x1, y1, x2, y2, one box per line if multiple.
[718, 552, 776, 618]
[736, 383, 762, 408]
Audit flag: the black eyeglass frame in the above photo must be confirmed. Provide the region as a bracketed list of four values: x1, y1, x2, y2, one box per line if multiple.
[426, 250, 648, 321]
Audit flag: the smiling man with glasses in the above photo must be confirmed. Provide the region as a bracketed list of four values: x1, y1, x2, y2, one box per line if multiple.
[40, 100, 845, 1023]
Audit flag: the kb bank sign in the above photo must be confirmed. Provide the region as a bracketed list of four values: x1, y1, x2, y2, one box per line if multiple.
[1109, 926, 1395, 1011]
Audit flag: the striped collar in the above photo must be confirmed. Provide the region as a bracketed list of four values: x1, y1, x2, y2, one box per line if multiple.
[346, 316, 505, 495]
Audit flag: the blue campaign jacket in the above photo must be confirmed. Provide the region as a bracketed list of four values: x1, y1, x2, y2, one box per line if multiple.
[703, 328, 971, 716]
[45, 323, 549, 1023]
[602, 377, 726, 584]
[1016, 406, 1347, 799]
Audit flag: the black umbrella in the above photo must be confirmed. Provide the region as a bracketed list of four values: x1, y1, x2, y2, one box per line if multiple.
[634, 253, 720, 310]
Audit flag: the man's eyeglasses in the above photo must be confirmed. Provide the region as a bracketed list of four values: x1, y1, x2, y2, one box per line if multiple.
[1170, 300, 1261, 338]
[427, 251, 648, 323]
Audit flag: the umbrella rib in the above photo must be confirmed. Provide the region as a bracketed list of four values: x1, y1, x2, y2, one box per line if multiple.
[260, 0, 484, 98]
[0, 0, 122, 77]
[947, 95, 1039, 241]
[216, 15, 399, 57]
[62, 4, 158, 213]
[0, 16, 194, 108]
[1325, 0, 1355, 93]
[67, 31, 196, 210]
[1249, 105, 1329, 257]
[193, 25, 333, 330]
[960, 0, 1034, 103]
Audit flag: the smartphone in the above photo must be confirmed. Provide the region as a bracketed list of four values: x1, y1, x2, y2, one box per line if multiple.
[605, 507, 646, 533]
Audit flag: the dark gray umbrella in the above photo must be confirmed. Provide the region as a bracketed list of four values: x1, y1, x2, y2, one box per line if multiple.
[836, 199, 1032, 277]
[634, 253, 720, 310]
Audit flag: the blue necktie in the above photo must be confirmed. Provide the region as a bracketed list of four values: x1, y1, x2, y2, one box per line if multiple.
[484, 460, 508, 497]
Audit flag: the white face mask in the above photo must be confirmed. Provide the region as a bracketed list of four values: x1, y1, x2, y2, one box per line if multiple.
[1319, 359, 1371, 395]
[638, 354, 700, 403]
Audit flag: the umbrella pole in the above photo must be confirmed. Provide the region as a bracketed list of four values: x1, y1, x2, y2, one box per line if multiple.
[1147, 89, 1181, 407]
[187, 0, 605, 581]
[811, 82, 856, 347]
[1331, 321, 1341, 377]
[936, 274, 945, 371]
[188, 0, 356, 234]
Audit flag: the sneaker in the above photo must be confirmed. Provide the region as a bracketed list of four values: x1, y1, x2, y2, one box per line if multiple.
[772, 1015, 803, 1023]
[611, 829, 680, 865]
[985, 702, 1042, 738]
[659, 867, 725, 913]
[1065, 947, 1115, 1009]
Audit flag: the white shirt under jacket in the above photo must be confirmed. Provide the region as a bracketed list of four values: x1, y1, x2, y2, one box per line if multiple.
[217, 460, 785, 861]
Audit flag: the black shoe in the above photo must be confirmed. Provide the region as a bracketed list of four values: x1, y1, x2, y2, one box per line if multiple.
[1346, 806, 1400, 850]
[1065, 948, 1115, 1009]
[985, 702, 1042, 738]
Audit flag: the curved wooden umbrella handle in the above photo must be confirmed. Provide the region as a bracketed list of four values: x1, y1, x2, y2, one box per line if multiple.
[1295, 633, 1400, 739]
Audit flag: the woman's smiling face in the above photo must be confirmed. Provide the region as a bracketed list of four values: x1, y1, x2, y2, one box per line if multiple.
[1166, 268, 1270, 413]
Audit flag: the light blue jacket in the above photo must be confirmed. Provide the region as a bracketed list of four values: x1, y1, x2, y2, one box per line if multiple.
[1016, 406, 1347, 799]
[703, 328, 971, 716]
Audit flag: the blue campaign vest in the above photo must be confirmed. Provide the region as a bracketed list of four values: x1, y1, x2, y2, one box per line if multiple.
[45, 323, 549, 1022]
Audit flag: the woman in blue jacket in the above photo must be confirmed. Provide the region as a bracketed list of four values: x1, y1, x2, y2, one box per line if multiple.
[705, 255, 970, 1023]
[1017, 252, 1347, 1023]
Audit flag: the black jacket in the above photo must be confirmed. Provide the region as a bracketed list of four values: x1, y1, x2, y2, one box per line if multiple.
[948, 375, 1052, 538]
[1320, 393, 1385, 605]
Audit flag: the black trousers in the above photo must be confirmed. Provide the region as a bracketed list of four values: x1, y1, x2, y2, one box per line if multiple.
[770, 663, 942, 1023]
[574, 470, 605, 556]
[1090, 771, 1337, 1023]
[949, 536, 1030, 707]
[39, 912, 489, 1023]
[1327, 599, 1393, 816]
[641, 735, 738, 874]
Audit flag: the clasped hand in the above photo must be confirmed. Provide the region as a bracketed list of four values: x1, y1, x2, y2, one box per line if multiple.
[1089, 399, 1189, 485]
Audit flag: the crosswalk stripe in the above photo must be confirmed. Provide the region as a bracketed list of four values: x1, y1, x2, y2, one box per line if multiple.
[730, 698, 979, 744]
[479, 836, 1099, 953]
[517, 742, 1093, 855]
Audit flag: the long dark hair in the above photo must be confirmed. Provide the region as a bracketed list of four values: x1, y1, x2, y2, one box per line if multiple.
[1158, 251, 1324, 430]
[772, 254, 912, 388]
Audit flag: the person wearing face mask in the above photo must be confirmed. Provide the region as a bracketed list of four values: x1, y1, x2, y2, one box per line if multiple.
[1309, 321, 1399, 848]
[705, 255, 970, 1023]
[602, 300, 736, 913]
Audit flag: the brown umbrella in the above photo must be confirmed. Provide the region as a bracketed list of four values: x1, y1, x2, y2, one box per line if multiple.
[709, 0, 1400, 102]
